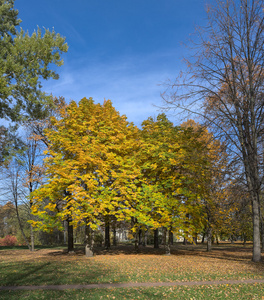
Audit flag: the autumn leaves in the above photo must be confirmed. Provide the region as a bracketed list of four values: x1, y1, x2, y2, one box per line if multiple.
[30, 98, 225, 244]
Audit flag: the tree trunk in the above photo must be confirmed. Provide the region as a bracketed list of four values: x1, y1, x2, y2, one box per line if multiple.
[113, 225, 117, 246]
[104, 218, 110, 249]
[252, 193, 261, 261]
[85, 224, 94, 257]
[261, 214, 264, 252]
[243, 234, 247, 246]
[169, 231, 173, 245]
[162, 227, 167, 245]
[201, 233, 205, 244]
[138, 229, 142, 245]
[154, 228, 159, 248]
[134, 230, 139, 252]
[63, 220, 67, 245]
[30, 224, 34, 251]
[67, 218, 74, 253]
[207, 227, 212, 252]
[143, 229, 148, 247]
[165, 230, 171, 255]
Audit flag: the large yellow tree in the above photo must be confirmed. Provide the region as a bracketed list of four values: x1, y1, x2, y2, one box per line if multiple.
[30, 97, 144, 255]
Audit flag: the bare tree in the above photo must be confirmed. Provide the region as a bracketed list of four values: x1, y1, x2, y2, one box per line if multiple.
[21, 134, 44, 251]
[3, 159, 31, 249]
[163, 0, 264, 261]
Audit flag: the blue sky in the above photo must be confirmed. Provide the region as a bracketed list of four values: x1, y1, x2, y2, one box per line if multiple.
[15, 0, 208, 127]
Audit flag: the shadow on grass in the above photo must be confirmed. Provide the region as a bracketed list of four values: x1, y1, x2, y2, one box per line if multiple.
[1, 256, 118, 286]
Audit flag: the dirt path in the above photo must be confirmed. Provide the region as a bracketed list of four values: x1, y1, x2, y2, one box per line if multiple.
[1, 279, 264, 291]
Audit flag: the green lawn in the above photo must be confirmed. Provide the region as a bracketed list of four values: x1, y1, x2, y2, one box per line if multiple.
[1, 284, 264, 300]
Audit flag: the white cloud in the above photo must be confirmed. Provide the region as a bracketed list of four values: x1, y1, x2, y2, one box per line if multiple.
[42, 51, 180, 127]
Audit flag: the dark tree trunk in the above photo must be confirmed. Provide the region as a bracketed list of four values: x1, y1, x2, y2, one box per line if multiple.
[169, 231, 173, 245]
[243, 234, 247, 246]
[201, 233, 205, 244]
[63, 220, 67, 245]
[113, 226, 117, 246]
[30, 225, 34, 251]
[134, 230, 139, 252]
[154, 228, 159, 248]
[105, 219, 110, 249]
[67, 218, 74, 253]
[162, 227, 167, 245]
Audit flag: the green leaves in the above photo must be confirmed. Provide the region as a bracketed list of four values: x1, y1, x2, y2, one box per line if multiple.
[0, 0, 68, 122]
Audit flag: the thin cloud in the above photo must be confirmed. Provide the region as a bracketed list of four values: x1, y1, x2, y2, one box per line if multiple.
[43, 52, 180, 126]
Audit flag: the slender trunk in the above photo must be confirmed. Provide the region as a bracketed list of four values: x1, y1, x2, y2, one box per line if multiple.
[113, 226, 117, 246]
[134, 230, 139, 252]
[201, 233, 205, 244]
[85, 224, 94, 257]
[230, 234, 234, 244]
[165, 229, 171, 255]
[162, 227, 167, 245]
[105, 218, 110, 249]
[30, 224, 34, 251]
[63, 220, 67, 245]
[169, 231, 173, 245]
[67, 218, 74, 253]
[243, 234, 247, 246]
[154, 228, 159, 248]
[252, 192, 261, 261]
[138, 229, 142, 245]
[143, 229, 148, 247]
[207, 227, 212, 252]
[29, 182, 35, 251]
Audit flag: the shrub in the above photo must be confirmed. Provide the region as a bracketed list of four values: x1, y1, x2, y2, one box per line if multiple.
[0, 235, 18, 246]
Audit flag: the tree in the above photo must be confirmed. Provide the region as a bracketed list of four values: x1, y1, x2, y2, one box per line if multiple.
[0, 0, 68, 160]
[139, 115, 225, 253]
[2, 158, 32, 249]
[163, 0, 264, 262]
[30, 98, 144, 255]
[21, 132, 44, 251]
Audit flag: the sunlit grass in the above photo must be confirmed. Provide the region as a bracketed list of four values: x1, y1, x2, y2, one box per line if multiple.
[0, 243, 263, 287]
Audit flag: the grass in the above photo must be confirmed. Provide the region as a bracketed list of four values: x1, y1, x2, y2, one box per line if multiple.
[0, 242, 264, 299]
[1, 284, 264, 300]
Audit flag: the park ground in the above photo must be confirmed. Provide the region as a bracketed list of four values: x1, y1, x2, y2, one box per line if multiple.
[0, 242, 264, 299]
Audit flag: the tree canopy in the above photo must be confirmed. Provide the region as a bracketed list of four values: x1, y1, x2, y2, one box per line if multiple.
[0, 0, 68, 122]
